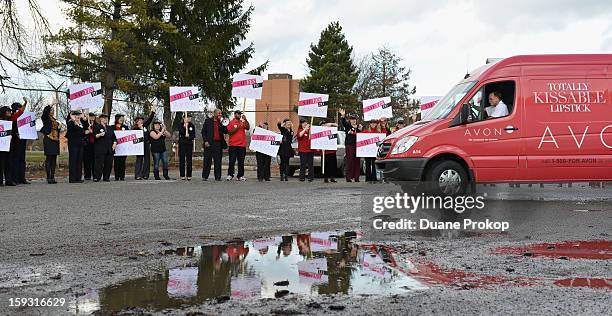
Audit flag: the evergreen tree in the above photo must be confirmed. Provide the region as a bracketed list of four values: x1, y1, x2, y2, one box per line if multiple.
[301, 21, 358, 121]
[354, 46, 417, 119]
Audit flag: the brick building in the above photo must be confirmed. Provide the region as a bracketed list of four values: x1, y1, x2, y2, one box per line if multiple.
[254, 74, 300, 129]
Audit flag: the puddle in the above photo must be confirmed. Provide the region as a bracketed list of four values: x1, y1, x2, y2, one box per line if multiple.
[494, 240, 612, 260]
[94, 232, 429, 312]
[76, 234, 611, 313]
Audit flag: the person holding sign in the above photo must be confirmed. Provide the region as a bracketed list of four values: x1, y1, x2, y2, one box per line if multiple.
[150, 120, 171, 180]
[297, 119, 314, 182]
[113, 114, 129, 181]
[226, 110, 250, 181]
[133, 111, 155, 180]
[40, 105, 61, 184]
[321, 121, 338, 183]
[276, 118, 294, 182]
[363, 120, 382, 183]
[255, 122, 272, 182]
[83, 112, 97, 180]
[9, 98, 28, 184]
[0, 106, 15, 186]
[93, 114, 115, 182]
[178, 113, 196, 181]
[201, 109, 227, 181]
[339, 109, 362, 182]
[65, 110, 90, 183]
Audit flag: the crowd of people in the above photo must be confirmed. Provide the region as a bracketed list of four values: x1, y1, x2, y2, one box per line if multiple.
[0, 98, 409, 186]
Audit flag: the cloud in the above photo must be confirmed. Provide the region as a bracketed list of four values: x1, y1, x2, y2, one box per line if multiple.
[13, 0, 612, 97]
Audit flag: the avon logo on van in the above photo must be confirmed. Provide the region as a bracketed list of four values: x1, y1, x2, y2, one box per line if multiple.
[532, 81, 607, 113]
[464, 128, 503, 137]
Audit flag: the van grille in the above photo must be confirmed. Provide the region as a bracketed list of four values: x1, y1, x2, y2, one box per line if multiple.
[377, 142, 392, 158]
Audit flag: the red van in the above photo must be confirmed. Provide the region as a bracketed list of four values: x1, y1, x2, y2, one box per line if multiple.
[376, 54, 612, 194]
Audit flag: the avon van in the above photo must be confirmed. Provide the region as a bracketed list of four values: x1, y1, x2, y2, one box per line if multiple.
[376, 54, 612, 194]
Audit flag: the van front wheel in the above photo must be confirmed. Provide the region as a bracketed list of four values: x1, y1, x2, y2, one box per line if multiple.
[426, 160, 468, 195]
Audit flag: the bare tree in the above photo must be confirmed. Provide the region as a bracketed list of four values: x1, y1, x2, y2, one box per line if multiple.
[0, 0, 50, 91]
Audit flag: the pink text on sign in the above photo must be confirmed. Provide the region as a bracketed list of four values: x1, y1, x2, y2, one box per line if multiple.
[232, 79, 257, 87]
[17, 116, 32, 128]
[69, 87, 95, 100]
[420, 100, 438, 111]
[363, 100, 386, 113]
[298, 97, 323, 106]
[116, 134, 137, 145]
[170, 90, 194, 102]
[357, 137, 381, 147]
[311, 130, 332, 140]
[252, 134, 276, 141]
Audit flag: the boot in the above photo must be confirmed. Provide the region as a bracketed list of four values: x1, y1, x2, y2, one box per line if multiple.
[163, 169, 171, 180]
[154, 169, 161, 180]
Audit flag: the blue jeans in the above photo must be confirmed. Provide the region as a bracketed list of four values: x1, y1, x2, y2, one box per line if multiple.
[152, 151, 169, 171]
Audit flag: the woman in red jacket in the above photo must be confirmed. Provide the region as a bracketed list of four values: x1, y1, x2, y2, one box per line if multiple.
[297, 119, 314, 182]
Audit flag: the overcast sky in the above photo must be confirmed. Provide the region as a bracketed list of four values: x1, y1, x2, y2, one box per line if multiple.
[15, 0, 612, 96]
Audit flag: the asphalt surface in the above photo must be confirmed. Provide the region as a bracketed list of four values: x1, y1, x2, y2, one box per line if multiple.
[0, 174, 610, 315]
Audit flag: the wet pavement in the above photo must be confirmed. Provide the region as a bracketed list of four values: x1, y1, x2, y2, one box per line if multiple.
[0, 181, 610, 315]
[68, 231, 611, 313]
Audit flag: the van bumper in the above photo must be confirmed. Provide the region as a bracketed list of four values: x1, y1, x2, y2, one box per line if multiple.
[375, 158, 428, 181]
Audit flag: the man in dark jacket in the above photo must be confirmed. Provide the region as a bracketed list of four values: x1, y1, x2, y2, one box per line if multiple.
[0, 106, 16, 186]
[178, 112, 196, 180]
[9, 98, 28, 184]
[133, 110, 155, 180]
[201, 109, 227, 181]
[93, 113, 115, 182]
[65, 110, 90, 183]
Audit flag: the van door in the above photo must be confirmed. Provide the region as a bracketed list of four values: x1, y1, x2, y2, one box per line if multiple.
[450, 78, 522, 182]
[522, 74, 612, 181]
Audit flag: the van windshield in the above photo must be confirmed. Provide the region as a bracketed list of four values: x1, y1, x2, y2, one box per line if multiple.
[422, 81, 476, 120]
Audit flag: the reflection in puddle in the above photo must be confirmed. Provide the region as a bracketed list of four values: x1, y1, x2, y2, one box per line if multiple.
[82, 234, 611, 313]
[96, 232, 427, 312]
[554, 278, 612, 289]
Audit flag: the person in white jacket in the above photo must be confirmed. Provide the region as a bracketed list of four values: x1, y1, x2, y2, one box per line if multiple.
[485, 91, 509, 118]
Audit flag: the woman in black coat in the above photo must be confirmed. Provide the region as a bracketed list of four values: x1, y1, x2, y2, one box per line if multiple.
[277, 118, 294, 181]
[41, 105, 61, 184]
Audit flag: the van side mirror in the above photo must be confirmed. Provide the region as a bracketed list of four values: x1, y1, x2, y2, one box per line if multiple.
[460, 103, 470, 124]
[449, 103, 471, 127]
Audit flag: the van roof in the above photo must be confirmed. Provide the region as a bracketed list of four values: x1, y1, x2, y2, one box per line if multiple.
[462, 54, 612, 83]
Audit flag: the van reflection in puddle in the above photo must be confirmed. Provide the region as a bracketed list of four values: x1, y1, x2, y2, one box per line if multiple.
[97, 231, 427, 312]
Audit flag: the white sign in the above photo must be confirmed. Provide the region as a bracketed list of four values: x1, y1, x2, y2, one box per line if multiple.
[252, 237, 278, 251]
[419, 96, 441, 117]
[231, 276, 261, 299]
[167, 267, 198, 298]
[69, 82, 103, 110]
[363, 97, 392, 121]
[16, 111, 38, 140]
[298, 92, 328, 118]
[114, 130, 144, 156]
[232, 73, 264, 99]
[249, 127, 283, 157]
[310, 232, 338, 252]
[298, 258, 328, 284]
[170, 86, 201, 112]
[356, 133, 386, 157]
[0, 120, 12, 152]
[310, 126, 337, 151]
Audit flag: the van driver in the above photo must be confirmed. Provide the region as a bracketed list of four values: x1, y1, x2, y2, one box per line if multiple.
[485, 91, 509, 118]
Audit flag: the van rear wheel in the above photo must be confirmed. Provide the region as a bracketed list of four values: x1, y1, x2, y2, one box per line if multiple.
[427, 160, 468, 195]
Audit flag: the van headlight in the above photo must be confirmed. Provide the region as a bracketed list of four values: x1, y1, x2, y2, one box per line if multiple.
[391, 136, 419, 155]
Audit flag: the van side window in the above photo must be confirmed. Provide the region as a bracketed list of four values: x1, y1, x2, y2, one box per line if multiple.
[467, 80, 516, 123]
